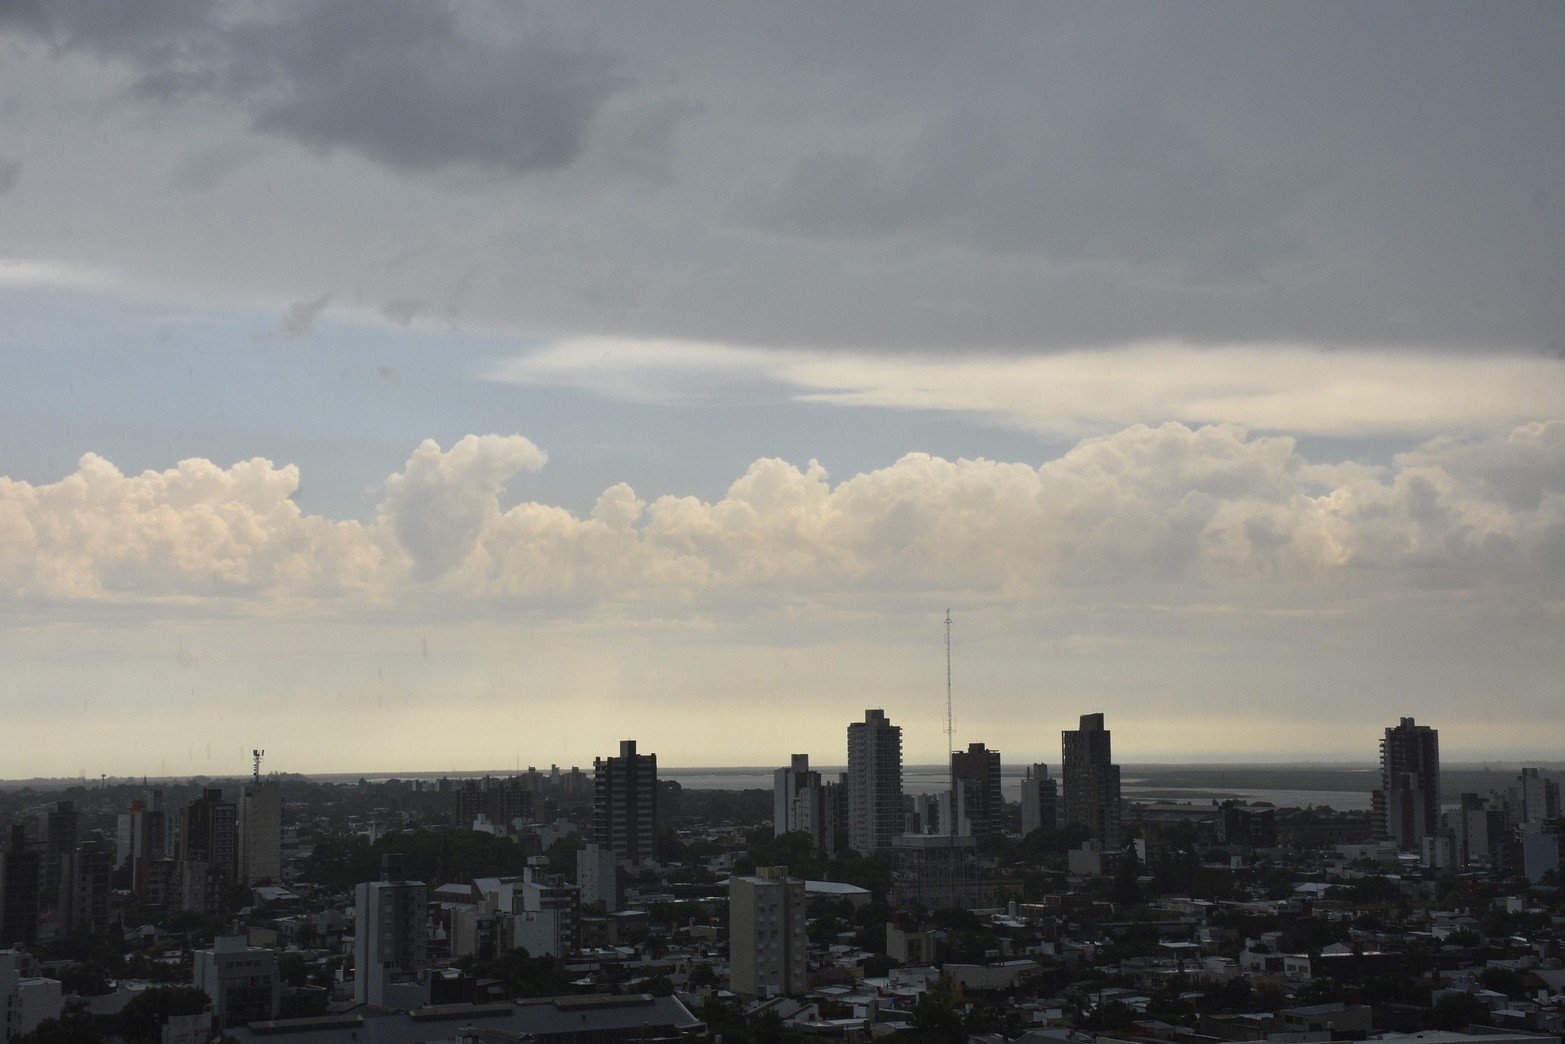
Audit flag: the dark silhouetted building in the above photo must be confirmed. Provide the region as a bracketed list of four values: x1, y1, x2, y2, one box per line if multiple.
[951, 742, 1003, 842]
[0, 824, 41, 947]
[1061, 713, 1122, 849]
[1372, 717, 1439, 848]
[593, 740, 658, 867]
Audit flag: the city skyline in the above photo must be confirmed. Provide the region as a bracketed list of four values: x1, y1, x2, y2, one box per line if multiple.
[2, 5, 1562, 776]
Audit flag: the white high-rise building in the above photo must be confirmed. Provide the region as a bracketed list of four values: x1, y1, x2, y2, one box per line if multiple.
[729, 867, 807, 998]
[1517, 768, 1561, 828]
[353, 878, 430, 1010]
[847, 710, 902, 854]
[773, 754, 843, 855]
[576, 842, 621, 912]
[1019, 764, 1058, 836]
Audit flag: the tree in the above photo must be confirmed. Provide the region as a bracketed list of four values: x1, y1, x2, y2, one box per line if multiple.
[1431, 992, 1490, 1031]
[1111, 846, 1142, 906]
[545, 832, 585, 876]
[14, 1006, 106, 1044]
[1478, 966, 1527, 998]
[460, 948, 576, 998]
[116, 986, 211, 1044]
[864, 953, 900, 977]
[906, 987, 964, 1043]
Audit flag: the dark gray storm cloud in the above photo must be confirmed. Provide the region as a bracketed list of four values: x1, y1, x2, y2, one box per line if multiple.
[1, 2, 1560, 355]
[2, 0, 625, 176]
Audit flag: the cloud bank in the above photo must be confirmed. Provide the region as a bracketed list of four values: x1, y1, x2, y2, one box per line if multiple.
[3, 424, 1560, 610]
[1, 4, 1559, 353]
[492, 339, 1565, 438]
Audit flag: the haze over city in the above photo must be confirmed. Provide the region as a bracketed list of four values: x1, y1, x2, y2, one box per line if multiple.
[1, 4, 1562, 777]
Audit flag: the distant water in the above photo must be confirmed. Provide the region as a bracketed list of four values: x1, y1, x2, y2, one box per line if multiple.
[662, 765, 1378, 811]
[108, 761, 1529, 815]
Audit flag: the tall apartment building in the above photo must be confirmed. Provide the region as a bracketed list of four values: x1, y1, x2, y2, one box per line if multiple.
[0, 826, 40, 948]
[951, 743, 1004, 842]
[240, 779, 283, 886]
[179, 787, 238, 916]
[117, 792, 173, 907]
[729, 867, 807, 998]
[1061, 713, 1122, 850]
[1372, 717, 1440, 848]
[593, 740, 658, 868]
[41, 802, 77, 910]
[57, 838, 113, 936]
[847, 710, 903, 854]
[576, 842, 621, 913]
[1019, 763, 1058, 836]
[354, 877, 431, 1010]
[1516, 767, 1561, 828]
[773, 755, 844, 856]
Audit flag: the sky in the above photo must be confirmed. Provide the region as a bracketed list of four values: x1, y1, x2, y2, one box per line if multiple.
[1, 3, 1562, 778]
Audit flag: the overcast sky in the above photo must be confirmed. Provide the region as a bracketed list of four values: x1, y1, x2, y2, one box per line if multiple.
[1, 3, 1561, 778]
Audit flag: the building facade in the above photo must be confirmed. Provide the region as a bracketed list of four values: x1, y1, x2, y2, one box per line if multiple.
[592, 740, 658, 868]
[1019, 763, 1058, 836]
[1372, 717, 1440, 848]
[240, 779, 283, 886]
[729, 867, 807, 998]
[847, 710, 903, 854]
[195, 935, 281, 1028]
[1061, 713, 1122, 850]
[353, 879, 431, 1010]
[951, 742, 1004, 842]
[773, 754, 844, 856]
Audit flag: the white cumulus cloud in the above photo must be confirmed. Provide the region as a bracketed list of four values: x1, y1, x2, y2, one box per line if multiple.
[1, 423, 1561, 610]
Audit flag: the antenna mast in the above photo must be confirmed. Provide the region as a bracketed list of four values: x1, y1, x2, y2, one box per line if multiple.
[945, 609, 956, 834]
[945, 609, 954, 757]
[252, 749, 264, 784]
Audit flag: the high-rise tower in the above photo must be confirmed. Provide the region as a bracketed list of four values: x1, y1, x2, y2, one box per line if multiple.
[950, 743, 1003, 842]
[729, 866, 807, 998]
[1019, 763, 1058, 835]
[1372, 717, 1440, 847]
[773, 754, 843, 856]
[1061, 713, 1122, 849]
[847, 710, 903, 854]
[593, 740, 658, 867]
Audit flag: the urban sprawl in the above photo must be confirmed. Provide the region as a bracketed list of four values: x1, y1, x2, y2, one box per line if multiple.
[1, 714, 1562, 1044]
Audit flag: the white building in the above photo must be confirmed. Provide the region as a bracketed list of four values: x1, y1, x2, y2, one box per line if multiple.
[353, 879, 430, 1010]
[729, 867, 807, 998]
[195, 935, 280, 1028]
[1, 950, 61, 1043]
[774, 755, 843, 855]
[1019, 763, 1058, 836]
[577, 842, 621, 912]
[500, 865, 579, 958]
